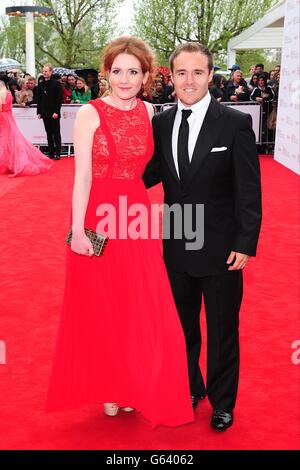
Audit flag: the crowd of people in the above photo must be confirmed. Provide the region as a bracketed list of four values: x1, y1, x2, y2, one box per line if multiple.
[5, 60, 280, 153]
[0, 36, 263, 432]
[5, 62, 281, 106]
[209, 63, 280, 151]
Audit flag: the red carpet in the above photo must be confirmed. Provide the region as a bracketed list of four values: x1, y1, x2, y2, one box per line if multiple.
[0, 156, 299, 450]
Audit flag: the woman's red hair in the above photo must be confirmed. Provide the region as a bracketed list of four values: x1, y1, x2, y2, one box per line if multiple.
[101, 36, 156, 92]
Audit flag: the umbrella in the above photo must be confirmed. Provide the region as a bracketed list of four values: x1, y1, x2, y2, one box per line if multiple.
[75, 68, 98, 76]
[0, 58, 22, 72]
[53, 67, 76, 76]
[75, 68, 98, 85]
[215, 69, 231, 76]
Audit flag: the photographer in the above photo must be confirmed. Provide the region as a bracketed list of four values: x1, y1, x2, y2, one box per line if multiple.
[251, 75, 275, 151]
[226, 70, 250, 102]
[250, 75, 274, 106]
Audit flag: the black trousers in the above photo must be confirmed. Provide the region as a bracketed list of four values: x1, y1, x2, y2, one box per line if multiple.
[167, 269, 243, 411]
[42, 117, 61, 156]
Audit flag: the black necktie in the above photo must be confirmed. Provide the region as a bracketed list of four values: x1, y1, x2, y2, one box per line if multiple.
[177, 109, 192, 185]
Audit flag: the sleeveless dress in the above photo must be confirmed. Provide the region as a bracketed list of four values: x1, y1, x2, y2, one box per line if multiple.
[46, 98, 194, 428]
[0, 92, 53, 177]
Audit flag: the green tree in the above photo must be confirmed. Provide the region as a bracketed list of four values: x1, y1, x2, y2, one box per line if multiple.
[132, 0, 277, 65]
[236, 49, 281, 76]
[0, 0, 123, 71]
[0, 15, 26, 64]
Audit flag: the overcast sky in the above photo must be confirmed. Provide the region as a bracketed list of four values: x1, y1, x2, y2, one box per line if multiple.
[119, 0, 134, 33]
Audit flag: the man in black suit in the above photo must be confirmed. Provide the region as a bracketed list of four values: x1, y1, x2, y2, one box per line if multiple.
[37, 64, 63, 160]
[143, 43, 262, 431]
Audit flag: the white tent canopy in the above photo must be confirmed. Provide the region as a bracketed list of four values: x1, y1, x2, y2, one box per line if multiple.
[227, 0, 286, 67]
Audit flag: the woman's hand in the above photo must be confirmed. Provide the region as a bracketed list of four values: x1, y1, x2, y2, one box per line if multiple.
[71, 231, 94, 257]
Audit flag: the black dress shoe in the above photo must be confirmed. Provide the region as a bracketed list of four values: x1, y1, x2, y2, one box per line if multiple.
[191, 393, 206, 409]
[210, 410, 233, 431]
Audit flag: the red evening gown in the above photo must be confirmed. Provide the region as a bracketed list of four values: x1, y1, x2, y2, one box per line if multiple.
[0, 92, 53, 177]
[46, 98, 194, 428]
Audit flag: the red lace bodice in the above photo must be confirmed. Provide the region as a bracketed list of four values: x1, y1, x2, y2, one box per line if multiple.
[90, 99, 154, 180]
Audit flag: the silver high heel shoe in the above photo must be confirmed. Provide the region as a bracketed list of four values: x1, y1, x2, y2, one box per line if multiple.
[121, 407, 135, 412]
[103, 402, 120, 416]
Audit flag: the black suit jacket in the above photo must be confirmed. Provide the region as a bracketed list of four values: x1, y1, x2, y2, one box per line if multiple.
[143, 97, 262, 277]
[37, 77, 63, 118]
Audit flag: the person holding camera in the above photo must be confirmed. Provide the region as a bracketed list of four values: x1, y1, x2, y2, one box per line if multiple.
[226, 70, 250, 102]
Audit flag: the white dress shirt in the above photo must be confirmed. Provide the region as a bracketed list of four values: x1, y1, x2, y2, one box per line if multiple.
[172, 92, 211, 177]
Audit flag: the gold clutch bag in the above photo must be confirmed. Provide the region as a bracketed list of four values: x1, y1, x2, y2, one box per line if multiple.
[66, 228, 108, 256]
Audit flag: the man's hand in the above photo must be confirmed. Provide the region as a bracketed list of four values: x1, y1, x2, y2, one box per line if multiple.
[52, 113, 58, 119]
[226, 251, 249, 270]
[235, 86, 244, 95]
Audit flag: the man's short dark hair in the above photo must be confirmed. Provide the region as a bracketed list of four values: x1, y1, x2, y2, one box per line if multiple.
[169, 42, 213, 72]
[256, 64, 264, 69]
[0, 73, 9, 86]
[257, 75, 267, 85]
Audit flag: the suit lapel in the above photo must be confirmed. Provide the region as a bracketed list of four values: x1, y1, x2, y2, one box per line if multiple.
[184, 97, 224, 189]
[161, 105, 180, 183]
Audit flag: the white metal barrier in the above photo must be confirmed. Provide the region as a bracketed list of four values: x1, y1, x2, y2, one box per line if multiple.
[13, 101, 262, 150]
[154, 102, 262, 143]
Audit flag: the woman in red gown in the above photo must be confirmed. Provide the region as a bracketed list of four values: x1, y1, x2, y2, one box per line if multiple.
[0, 74, 53, 177]
[46, 37, 194, 428]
